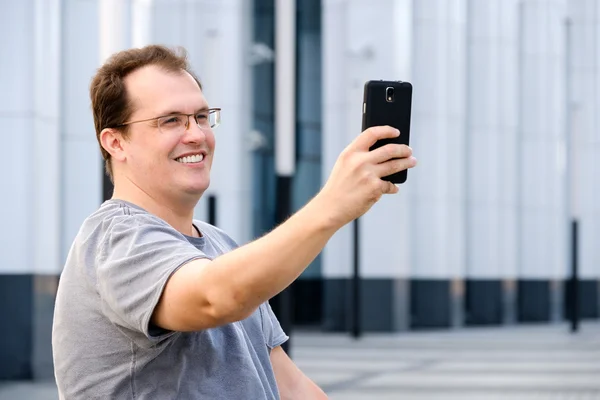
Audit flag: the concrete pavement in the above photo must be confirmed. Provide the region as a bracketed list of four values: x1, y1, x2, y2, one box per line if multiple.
[294, 322, 600, 399]
[2, 322, 600, 399]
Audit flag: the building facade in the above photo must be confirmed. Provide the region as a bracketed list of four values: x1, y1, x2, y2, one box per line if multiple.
[1, 0, 599, 380]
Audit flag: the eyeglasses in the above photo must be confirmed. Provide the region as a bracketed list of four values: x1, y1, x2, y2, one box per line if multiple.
[115, 108, 221, 134]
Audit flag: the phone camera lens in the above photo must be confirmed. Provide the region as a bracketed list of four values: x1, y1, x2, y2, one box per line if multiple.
[386, 87, 394, 102]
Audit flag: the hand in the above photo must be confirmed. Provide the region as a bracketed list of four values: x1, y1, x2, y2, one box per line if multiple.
[317, 126, 417, 227]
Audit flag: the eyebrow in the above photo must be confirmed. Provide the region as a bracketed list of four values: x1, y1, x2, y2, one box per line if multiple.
[158, 106, 210, 116]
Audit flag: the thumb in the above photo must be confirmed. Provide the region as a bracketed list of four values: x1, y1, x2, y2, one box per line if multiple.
[382, 180, 399, 194]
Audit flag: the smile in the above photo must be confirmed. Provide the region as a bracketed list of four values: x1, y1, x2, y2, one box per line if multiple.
[175, 154, 205, 164]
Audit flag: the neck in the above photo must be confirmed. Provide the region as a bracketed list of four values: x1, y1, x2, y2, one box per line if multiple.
[111, 177, 201, 237]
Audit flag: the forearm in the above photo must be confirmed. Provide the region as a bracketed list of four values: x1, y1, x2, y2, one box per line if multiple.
[271, 346, 328, 400]
[280, 379, 328, 400]
[205, 194, 340, 321]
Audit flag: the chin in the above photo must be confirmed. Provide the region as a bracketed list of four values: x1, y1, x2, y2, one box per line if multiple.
[182, 181, 210, 196]
[185, 188, 207, 197]
[168, 173, 210, 199]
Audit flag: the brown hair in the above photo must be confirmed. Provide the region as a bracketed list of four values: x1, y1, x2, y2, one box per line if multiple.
[90, 44, 202, 180]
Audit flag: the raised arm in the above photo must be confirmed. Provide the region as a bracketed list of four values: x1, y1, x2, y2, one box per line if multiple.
[152, 126, 416, 331]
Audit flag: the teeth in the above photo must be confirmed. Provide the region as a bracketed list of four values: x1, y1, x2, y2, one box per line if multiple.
[176, 154, 204, 163]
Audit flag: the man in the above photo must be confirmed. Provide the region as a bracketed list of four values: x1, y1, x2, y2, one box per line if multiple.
[52, 45, 416, 399]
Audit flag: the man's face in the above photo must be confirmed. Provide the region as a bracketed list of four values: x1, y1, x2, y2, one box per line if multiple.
[119, 65, 216, 203]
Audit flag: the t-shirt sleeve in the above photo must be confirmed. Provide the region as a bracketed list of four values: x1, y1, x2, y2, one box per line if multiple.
[95, 214, 207, 344]
[261, 301, 289, 350]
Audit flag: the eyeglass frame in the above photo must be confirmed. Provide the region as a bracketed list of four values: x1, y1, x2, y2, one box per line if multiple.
[111, 107, 222, 131]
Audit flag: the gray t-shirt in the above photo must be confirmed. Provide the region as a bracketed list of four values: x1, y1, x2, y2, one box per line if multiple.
[52, 199, 288, 399]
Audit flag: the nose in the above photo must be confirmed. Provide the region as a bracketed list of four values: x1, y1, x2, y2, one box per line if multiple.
[182, 116, 207, 144]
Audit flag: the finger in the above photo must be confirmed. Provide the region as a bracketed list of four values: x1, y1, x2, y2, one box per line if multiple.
[368, 143, 412, 164]
[351, 126, 400, 151]
[375, 156, 417, 178]
[381, 180, 399, 194]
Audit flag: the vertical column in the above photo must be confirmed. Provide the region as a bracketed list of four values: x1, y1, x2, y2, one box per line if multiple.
[0, 0, 35, 380]
[518, 0, 567, 322]
[99, 0, 131, 202]
[61, 0, 102, 259]
[249, 0, 276, 240]
[32, 0, 62, 379]
[465, 0, 521, 326]
[100, 0, 131, 62]
[293, 0, 321, 277]
[272, 0, 296, 350]
[497, 0, 521, 325]
[33, 0, 62, 277]
[321, 0, 353, 331]
[291, 0, 323, 327]
[410, 0, 467, 328]
[597, 0, 600, 317]
[131, 0, 153, 48]
[465, 0, 502, 325]
[569, 0, 600, 319]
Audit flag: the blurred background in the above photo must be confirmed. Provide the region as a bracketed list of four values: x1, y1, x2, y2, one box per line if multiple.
[1, 0, 599, 398]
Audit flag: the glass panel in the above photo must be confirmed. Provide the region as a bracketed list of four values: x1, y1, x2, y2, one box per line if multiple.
[251, 0, 276, 237]
[294, 0, 322, 278]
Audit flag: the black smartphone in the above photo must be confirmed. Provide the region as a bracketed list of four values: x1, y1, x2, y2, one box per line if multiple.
[362, 80, 413, 184]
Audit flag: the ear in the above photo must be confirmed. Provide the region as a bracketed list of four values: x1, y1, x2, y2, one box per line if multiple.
[100, 128, 127, 162]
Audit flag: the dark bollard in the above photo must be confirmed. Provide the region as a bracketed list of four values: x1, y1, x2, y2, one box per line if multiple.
[351, 218, 361, 339]
[208, 195, 217, 226]
[570, 219, 579, 333]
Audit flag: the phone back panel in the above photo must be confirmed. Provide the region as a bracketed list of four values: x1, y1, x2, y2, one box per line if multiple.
[362, 80, 413, 184]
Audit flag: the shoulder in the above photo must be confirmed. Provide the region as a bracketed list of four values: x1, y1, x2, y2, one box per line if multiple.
[76, 200, 187, 253]
[81, 200, 165, 232]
